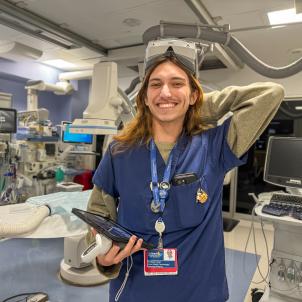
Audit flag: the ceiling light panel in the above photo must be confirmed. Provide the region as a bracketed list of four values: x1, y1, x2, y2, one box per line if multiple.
[42, 59, 76, 69]
[267, 8, 302, 25]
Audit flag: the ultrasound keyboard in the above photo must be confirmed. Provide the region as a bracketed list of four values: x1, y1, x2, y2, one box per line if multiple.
[261, 193, 302, 220]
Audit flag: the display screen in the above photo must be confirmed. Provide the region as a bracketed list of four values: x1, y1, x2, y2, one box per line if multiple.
[62, 122, 93, 144]
[88, 213, 132, 238]
[264, 137, 302, 188]
[72, 209, 132, 240]
[0, 108, 17, 133]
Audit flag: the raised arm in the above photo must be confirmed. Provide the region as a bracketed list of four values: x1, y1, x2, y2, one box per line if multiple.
[201, 82, 284, 157]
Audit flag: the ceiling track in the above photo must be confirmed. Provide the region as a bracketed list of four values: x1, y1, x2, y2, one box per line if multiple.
[231, 21, 302, 33]
[184, 0, 243, 69]
[0, 16, 75, 49]
[0, 0, 108, 55]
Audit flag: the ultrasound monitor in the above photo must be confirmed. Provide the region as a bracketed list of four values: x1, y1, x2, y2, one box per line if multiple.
[61, 121, 93, 144]
[0, 108, 17, 133]
[264, 136, 302, 189]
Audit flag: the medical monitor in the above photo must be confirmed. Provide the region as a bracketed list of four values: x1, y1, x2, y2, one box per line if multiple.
[0, 108, 17, 133]
[264, 136, 302, 189]
[61, 121, 93, 144]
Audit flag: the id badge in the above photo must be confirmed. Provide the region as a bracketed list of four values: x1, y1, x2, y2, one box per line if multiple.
[144, 248, 178, 276]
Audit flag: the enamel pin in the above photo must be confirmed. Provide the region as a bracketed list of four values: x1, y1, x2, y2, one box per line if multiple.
[196, 188, 208, 204]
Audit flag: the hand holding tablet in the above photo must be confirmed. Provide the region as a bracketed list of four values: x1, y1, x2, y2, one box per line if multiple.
[72, 208, 155, 265]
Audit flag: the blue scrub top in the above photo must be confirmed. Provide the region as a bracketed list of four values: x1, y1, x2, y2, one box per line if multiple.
[93, 118, 247, 302]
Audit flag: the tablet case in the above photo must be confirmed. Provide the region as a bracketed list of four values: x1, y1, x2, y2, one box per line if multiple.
[72, 208, 154, 250]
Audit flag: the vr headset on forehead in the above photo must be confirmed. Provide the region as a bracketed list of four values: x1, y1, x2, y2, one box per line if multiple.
[143, 39, 210, 79]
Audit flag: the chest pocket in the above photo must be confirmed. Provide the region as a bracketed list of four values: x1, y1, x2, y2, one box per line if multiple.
[170, 176, 209, 228]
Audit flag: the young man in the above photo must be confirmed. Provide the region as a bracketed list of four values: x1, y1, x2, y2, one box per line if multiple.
[87, 49, 284, 301]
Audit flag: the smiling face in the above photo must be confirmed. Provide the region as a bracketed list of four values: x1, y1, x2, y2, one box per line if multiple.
[145, 61, 197, 130]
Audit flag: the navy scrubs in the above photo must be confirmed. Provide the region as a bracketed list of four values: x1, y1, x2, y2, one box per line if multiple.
[93, 118, 247, 302]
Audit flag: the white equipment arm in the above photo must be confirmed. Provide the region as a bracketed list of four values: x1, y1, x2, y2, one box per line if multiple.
[25, 80, 74, 95]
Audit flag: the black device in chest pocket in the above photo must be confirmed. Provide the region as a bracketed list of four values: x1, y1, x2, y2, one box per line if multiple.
[170, 173, 208, 228]
[171, 172, 198, 186]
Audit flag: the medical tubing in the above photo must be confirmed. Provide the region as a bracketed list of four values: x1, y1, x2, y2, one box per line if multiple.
[142, 24, 302, 78]
[124, 76, 140, 95]
[227, 36, 302, 79]
[118, 87, 136, 118]
[259, 217, 270, 281]
[2, 292, 48, 302]
[143, 24, 228, 45]
[0, 205, 50, 236]
[251, 209, 270, 285]
[279, 104, 302, 119]
[244, 205, 270, 285]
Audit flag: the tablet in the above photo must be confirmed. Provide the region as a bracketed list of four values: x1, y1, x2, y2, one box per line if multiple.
[72, 208, 155, 250]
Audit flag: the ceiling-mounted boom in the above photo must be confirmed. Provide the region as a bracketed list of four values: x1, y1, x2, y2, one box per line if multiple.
[143, 21, 302, 79]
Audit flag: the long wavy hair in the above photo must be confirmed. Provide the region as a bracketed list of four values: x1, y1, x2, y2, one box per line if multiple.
[112, 57, 206, 153]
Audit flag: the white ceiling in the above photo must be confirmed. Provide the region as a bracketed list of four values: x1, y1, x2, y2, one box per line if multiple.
[0, 0, 301, 77]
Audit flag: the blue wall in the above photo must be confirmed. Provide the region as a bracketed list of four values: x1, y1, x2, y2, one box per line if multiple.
[0, 59, 90, 126]
[0, 76, 27, 111]
[0, 58, 60, 83]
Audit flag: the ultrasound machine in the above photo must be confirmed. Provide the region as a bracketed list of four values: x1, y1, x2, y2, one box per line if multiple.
[256, 136, 302, 302]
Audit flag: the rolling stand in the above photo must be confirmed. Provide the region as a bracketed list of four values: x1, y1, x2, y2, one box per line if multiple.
[256, 202, 302, 302]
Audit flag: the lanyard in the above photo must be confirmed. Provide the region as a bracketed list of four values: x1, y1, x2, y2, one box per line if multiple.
[150, 139, 175, 213]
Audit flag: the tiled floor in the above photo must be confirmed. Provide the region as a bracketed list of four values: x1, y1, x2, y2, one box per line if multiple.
[224, 219, 274, 302]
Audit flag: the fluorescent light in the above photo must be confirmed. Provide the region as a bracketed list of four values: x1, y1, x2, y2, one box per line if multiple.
[271, 25, 286, 29]
[43, 59, 76, 69]
[268, 8, 302, 25]
[295, 106, 302, 110]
